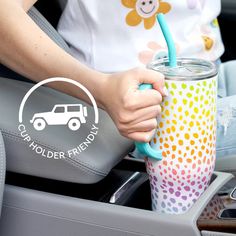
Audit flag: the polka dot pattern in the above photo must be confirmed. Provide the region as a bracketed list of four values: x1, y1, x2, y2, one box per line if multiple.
[200, 195, 224, 220]
[146, 76, 217, 214]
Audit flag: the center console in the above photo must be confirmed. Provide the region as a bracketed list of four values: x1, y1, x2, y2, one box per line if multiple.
[0, 157, 234, 236]
[197, 177, 236, 234]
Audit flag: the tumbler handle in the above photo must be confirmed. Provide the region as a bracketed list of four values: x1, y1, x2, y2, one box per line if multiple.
[134, 84, 163, 160]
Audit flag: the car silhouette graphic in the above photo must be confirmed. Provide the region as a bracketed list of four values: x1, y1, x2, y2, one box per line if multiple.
[30, 104, 87, 131]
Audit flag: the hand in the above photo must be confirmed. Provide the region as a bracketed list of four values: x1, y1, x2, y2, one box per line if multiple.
[101, 67, 167, 142]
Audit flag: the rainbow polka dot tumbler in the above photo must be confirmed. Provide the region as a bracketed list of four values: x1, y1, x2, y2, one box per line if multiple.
[146, 58, 218, 214]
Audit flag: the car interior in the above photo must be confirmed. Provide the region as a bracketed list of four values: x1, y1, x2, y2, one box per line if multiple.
[0, 0, 236, 235]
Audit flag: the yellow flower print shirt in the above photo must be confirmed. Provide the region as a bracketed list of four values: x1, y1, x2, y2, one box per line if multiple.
[58, 0, 224, 73]
[122, 0, 171, 29]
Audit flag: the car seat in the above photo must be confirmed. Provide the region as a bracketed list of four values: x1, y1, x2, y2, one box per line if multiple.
[0, 2, 133, 184]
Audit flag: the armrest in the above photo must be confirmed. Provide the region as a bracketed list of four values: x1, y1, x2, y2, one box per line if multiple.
[0, 77, 133, 184]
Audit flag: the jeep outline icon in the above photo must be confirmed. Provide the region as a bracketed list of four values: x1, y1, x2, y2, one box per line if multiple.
[30, 104, 88, 131]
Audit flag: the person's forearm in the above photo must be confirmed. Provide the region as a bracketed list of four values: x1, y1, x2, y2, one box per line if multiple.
[0, 0, 107, 107]
[0, 0, 167, 143]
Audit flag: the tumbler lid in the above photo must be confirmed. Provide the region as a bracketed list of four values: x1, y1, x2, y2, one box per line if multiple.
[148, 58, 217, 81]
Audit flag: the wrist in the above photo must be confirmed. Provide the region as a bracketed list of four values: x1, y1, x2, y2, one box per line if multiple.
[94, 72, 110, 110]
[59, 59, 110, 110]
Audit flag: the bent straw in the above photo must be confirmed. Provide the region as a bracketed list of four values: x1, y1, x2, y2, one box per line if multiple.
[157, 13, 177, 67]
[135, 14, 177, 160]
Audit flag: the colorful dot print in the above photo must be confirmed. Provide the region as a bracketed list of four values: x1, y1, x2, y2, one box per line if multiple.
[200, 195, 224, 220]
[145, 76, 217, 214]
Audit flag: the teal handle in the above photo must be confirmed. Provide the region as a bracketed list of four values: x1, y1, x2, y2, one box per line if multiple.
[134, 83, 162, 160]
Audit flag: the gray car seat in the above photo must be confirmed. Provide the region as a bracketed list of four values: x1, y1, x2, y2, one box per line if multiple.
[0, 4, 133, 184]
[0, 77, 132, 183]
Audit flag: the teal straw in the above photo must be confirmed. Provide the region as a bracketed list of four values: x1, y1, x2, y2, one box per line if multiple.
[157, 13, 177, 67]
[134, 13, 177, 160]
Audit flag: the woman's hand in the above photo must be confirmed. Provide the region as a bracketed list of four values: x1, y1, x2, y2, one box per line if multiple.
[0, 1, 165, 144]
[101, 68, 167, 142]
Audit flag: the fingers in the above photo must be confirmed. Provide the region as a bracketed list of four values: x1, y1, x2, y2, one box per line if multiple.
[118, 105, 161, 125]
[122, 89, 163, 111]
[134, 67, 168, 97]
[116, 105, 161, 142]
[132, 105, 162, 124]
[125, 129, 156, 143]
[137, 89, 163, 108]
[104, 67, 167, 143]
[120, 118, 157, 134]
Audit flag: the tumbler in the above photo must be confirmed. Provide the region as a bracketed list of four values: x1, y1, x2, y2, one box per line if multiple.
[144, 58, 218, 214]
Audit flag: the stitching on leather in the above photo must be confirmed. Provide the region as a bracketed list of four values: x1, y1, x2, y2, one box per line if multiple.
[1, 130, 107, 178]
[0, 127, 106, 175]
[2, 132, 106, 180]
[2, 132, 106, 177]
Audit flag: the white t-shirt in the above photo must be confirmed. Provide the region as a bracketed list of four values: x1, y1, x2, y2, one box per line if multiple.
[57, 0, 224, 73]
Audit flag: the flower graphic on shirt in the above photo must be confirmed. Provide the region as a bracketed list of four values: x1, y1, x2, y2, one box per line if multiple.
[186, 0, 205, 9]
[138, 41, 179, 64]
[121, 0, 171, 29]
[202, 35, 214, 51]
